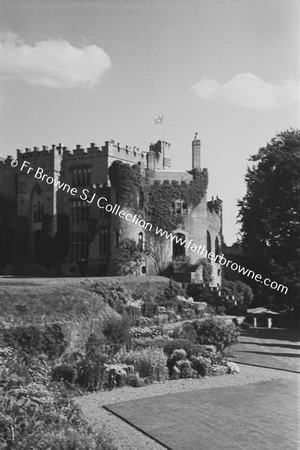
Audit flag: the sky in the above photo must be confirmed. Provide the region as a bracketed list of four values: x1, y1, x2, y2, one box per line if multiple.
[0, 0, 299, 244]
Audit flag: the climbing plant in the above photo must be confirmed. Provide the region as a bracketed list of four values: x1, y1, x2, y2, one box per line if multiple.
[108, 159, 209, 272]
[109, 161, 142, 209]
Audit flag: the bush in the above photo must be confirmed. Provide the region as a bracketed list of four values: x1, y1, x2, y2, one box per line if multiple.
[0, 351, 117, 449]
[3, 323, 67, 359]
[192, 318, 239, 352]
[77, 354, 110, 391]
[190, 355, 211, 376]
[103, 316, 131, 353]
[118, 348, 168, 382]
[52, 363, 78, 384]
[162, 339, 206, 358]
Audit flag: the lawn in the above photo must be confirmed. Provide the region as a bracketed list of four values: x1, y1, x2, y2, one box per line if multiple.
[0, 275, 173, 324]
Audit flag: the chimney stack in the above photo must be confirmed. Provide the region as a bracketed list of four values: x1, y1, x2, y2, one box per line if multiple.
[192, 133, 201, 170]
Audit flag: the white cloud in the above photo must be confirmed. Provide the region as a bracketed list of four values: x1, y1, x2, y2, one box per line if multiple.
[190, 73, 300, 109]
[0, 31, 112, 88]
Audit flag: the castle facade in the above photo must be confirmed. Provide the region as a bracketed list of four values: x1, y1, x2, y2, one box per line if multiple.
[0, 136, 222, 285]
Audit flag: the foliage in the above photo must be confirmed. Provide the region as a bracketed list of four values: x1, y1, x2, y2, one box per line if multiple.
[118, 347, 168, 382]
[196, 318, 239, 351]
[181, 318, 239, 352]
[111, 238, 144, 276]
[3, 323, 67, 360]
[162, 339, 206, 358]
[221, 280, 254, 314]
[102, 316, 131, 353]
[108, 158, 208, 272]
[0, 351, 117, 450]
[237, 129, 300, 313]
[130, 326, 162, 339]
[77, 354, 111, 391]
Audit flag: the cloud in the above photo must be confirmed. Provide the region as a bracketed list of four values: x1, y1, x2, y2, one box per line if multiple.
[0, 31, 112, 88]
[190, 73, 299, 109]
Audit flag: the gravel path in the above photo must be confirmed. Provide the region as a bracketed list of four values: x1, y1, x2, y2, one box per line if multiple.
[77, 365, 297, 450]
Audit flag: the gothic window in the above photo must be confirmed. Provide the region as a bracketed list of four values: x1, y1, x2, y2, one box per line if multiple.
[207, 231, 211, 253]
[33, 201, 44, 223]
[71, 167, 91, 187]
[173, 201, 188, 215]
[138, 232, 144, 252]
[173, 233, 186, 260]
[99, 226, 110, 255]
[70, 200, 89, 222]
[99, 196, 110, 218]
[70, 233, 89, 260]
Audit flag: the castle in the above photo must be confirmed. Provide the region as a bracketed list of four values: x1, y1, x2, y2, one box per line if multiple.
[0, 136, 223, 285]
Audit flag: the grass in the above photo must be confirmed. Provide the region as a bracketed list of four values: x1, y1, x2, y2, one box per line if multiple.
[0, 276, 173, 325]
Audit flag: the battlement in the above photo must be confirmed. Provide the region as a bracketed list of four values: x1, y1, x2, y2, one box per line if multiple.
[16, 144, 65, 159]
[103, 140, 146, 160]
[13, 140, 147, 163]
[0, 155, 14, 167]
[207, 196, 222, 215]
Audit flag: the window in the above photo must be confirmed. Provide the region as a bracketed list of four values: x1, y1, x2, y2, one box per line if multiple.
[173, 233, 186, 260]
[99, 196, 110, 218]
[70, 200, 89, 222]
[115, 229, 121, 248]
[70, 233, 89, 260]
[207, 231, 211, 253]
[71, 167, 91, 187]
[33, 202, 44, 223]
[173, 201, 188, 215]
[138, 232, 144, 252]
[99, 226, 110, 255]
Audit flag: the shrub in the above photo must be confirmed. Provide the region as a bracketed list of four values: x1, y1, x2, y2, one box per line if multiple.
[3, 323, 67, 359]
[119, 348, 168, 382]
[77, 354, 110, 391]
[175, 359, 195, 379]
[162, 339, 206, 358]
[188, 318, 239, 352]
[52, 363, 78, 384]
[0, 351, 117, 449]
[103, 316, 131, 353]
[86, 333, 105, 358]
[190, 355, 211, 377]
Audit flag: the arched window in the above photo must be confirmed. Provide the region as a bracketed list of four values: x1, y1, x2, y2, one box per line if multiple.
[173, 233, 186, 260]
[207, 231, 211, 253]
[32, 186, 44, 223]
[215, 236, 220, 255]
[138, 232, 144, 252]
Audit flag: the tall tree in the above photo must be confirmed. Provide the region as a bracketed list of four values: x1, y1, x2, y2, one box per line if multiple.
[238, 129, 300, 314]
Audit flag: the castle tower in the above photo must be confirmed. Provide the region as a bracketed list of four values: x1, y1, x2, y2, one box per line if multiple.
[192, 133, 201, 170]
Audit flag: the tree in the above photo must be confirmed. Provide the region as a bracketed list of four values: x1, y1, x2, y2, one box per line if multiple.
[238, 129, 300, 314]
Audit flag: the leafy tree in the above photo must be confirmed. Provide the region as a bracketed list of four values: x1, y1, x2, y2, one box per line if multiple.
[238, 129, 300, 314]
[221, 280, 254, 314]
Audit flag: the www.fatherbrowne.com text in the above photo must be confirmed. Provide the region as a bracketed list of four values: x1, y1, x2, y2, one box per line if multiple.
[13, 159, 288, 295]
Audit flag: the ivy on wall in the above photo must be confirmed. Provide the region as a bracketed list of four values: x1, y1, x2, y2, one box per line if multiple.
[108, 161, 142, 209]
[108, 160, 209, 272]
[109, 160, 208, 233]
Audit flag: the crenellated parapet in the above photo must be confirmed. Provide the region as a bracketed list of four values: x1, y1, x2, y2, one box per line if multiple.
[207, 196, 222, 215]
[0, 155, 15, 167]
